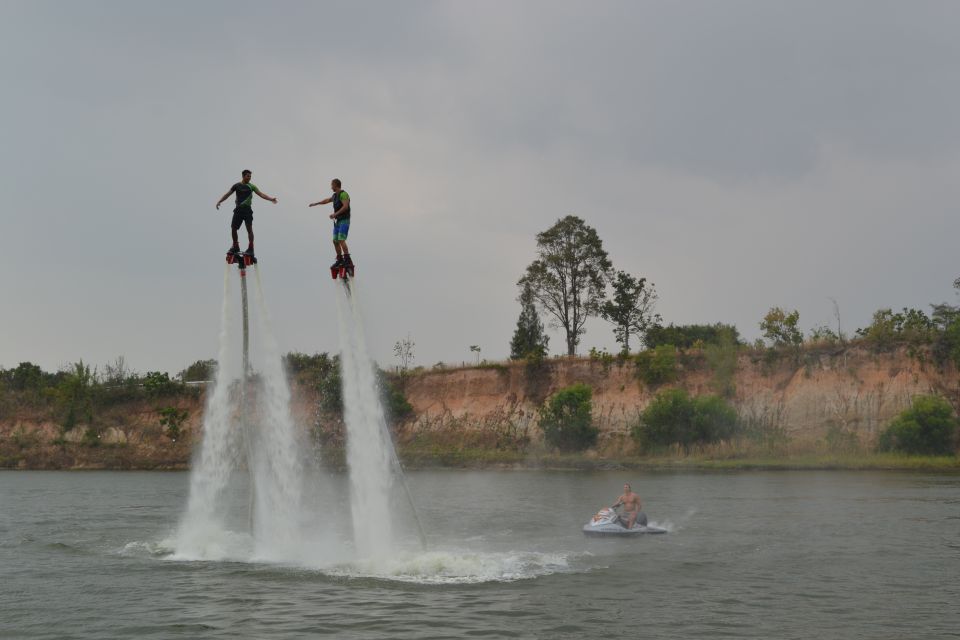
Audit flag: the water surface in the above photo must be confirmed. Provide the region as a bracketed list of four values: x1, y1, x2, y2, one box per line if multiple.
[2, 470, 958, 639]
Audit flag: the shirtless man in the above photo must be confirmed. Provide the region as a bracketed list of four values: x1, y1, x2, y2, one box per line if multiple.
[612, 483, 643, 529]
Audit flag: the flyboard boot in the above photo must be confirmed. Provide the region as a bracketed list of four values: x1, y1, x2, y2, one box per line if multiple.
[242, 246, 257, 267]
[342, 253, 355, 278]
[330, 255, 344, 279]
[226, 245, 241, 265]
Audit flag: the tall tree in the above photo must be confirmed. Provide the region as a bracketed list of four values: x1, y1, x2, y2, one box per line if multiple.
[519, 215, 612, 356]
[510, 280, 550, 359]
[600, 271, 660, 354]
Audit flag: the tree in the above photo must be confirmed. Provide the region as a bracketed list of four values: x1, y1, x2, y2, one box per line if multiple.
[394, 335, 415, 375]
[10, 362, 43, 392]
[510, 280, 549, 359]
[760, 307, 803, 349]
[538, 383, 598, 451]
[600, 270, 660, 354]
[519, 215, 612, 356]
[178, 359, 216, 382]
[57, 361, 96, 431]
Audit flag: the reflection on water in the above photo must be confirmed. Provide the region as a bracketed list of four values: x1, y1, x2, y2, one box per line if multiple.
[2, 470, 959, 639]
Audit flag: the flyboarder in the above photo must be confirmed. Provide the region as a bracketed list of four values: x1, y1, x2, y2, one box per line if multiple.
[308, 178, 353, 278]
[216, 169, 278, 260]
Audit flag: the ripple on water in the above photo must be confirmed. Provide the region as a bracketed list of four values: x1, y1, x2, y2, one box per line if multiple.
[319, 549, 584, 585]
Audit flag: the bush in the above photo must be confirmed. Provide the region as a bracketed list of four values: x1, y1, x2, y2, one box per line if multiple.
[704, 334, 738, 398]
[878, 395, 958, 455]
[57, 362, 96, 431]
[634, 388, 739, 448]
[143, 371, 183, 397]
[760, 307, 803, 349]
[158, 406, 188, 440]
[178, 359, 215, 382]
[856, 308, 935, 352]
[285, 352, 342, 413]
[634, 345, 677, 386]
[538, 383, 598, 452]
[378, 371, 413, 422]
[645, 323, 741, 350]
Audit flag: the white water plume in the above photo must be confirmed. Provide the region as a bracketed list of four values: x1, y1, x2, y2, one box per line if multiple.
[248, 268, 308, 560]
[175, 265, 244, 558]
[335, 281, 398, 559]
[174, 265, 311, 562]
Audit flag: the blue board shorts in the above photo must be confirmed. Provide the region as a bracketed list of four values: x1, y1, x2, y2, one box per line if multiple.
[333, 218, 350, 241]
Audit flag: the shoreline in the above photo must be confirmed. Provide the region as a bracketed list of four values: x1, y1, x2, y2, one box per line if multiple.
[3, 451, 958, 473]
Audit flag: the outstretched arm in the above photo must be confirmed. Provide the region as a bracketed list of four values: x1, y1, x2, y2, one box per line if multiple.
[253, 187, 278, 204]
[215, 188, 234, 210]
[309, 196, 334, 207]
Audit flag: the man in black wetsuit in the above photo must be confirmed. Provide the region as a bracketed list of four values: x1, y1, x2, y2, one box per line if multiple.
[215, 169, 278, 257]
[308, 178, 352, 272]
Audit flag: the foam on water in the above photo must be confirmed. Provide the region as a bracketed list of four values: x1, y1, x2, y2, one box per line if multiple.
[321, 549, 580, 585]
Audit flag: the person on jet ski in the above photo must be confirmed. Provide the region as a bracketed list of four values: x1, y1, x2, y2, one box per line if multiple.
[612, 483, 642, 529]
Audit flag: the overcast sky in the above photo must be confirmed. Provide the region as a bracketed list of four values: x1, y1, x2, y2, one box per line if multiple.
[3, 0, 959, 375]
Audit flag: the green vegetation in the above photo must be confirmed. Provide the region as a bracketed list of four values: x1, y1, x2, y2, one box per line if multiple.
[178, 359, 215, 382]
[634, 388, 739, 449]
[538, 383, 598, 452]
[57, 362, 96, 432]
[158, 406, 188, 440]
[856, 308, 935, 353]
[600, 270, 660, 354]
[704, 332, 739, 398]
[760, 307, 803, 350]
[634, 345, 678, 386]
[285, 351, 342, 413]
[510, 280, 549, 359]
[519, 215, 612, 356]
[878, 395, 958, 455]
[645, 323, 741, 350]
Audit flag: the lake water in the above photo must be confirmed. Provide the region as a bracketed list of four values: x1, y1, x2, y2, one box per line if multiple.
[1, 470, 958, 639]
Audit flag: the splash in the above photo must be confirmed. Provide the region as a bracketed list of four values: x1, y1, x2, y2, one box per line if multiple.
[335, 281, 398, 558]
[174, 265, 310, 562]
[322, 549, 581, 585]
[174, 265, 243, 558]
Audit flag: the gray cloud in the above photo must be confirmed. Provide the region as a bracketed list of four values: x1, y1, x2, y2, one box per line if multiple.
[2, 1, 959, 374]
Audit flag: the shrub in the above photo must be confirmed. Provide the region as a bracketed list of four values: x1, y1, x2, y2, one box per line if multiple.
[158, 406, 188, 440]
[760, 307, 803, 349]
[634, 388, 739, 448]
[634, 345, 677, 386]
[143, 371, 183, 396]
[878, 395, 958, 455]
[285, 352, 342, 413]
[538, 383, 598, 452]
[378, 371, 414, 422]
[645, 323, 741, 350]
[178, 359, 216, 382]
[856, 308, 935, 352]
[57, 361, 96, 431]
[704, 334, 738, 398]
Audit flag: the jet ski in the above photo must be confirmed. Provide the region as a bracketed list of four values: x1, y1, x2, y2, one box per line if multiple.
[582, 507, 667, 537]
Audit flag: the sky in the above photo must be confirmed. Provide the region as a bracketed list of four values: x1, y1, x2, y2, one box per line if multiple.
[2, 0, 959, 375]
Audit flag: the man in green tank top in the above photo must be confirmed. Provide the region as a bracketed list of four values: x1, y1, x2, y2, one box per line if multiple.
[215, 169, 278, 257]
